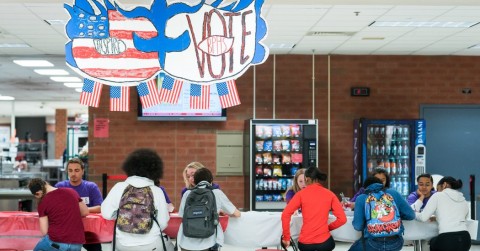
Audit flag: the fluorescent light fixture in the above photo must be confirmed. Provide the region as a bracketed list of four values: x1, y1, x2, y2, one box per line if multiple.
[0, 96, 15, 101]
[75, 88, 83, 93]
[44, 19, 67, 25]
[269, 43, 296, 49]
[50, 76, 82, 82]
[13, 60, 54, 67]
[0, 43, 30, 48]
[64, 82, 84, 88]
[370, 21, 479, 28]
[362, 37, 385, 40]
[34, 69, 70, 76]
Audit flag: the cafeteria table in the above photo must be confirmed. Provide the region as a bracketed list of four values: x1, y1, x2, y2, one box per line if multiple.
[0, 211, 114, 250]
[163, 213, 229, 238]
[224, 211, 478, 250]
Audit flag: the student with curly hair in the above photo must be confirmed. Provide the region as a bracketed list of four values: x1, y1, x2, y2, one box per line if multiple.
[101, 148, 169, 251]
[28, 178, 89, 251]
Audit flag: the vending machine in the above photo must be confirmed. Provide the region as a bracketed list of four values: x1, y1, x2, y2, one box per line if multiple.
[244, 119, 318, 211]
[353, 119, 426, 198]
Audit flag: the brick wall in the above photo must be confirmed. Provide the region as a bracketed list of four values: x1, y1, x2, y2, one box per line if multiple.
[55, 109, 67, 159]
[88, 55, 480, 209]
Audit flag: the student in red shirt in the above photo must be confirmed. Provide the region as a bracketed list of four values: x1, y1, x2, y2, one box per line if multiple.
[28, 178, 89, 251]
[281, 167, 346, 251]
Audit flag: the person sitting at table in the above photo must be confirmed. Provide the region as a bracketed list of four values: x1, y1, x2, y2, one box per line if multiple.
[28, 177, 89, 251]
[281, 167, 346, 251]
[177, 167, 241, 251]
[101, 148, 169, 251]
[348, 176, 415, 251]
[159, 185, 175, 212]
[407, 173, 436, 212]
[349, 168, 391, 209]
[285, 168, 306, 203]
[55, 157, 103, 251]
[415, 176, 471, 251]
[181, 161, 220, 197]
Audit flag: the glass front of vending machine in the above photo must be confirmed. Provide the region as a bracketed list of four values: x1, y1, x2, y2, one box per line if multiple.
[244, 119, 318, 211]
[353, 119, 426, 199]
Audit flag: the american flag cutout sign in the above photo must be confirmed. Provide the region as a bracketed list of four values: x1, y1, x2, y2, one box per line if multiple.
[70, 10, 160, 83]
[190, 84, 210, 110]
[159, 74, 183, 104]
[137, 79, 161, 108]
[216, 80, 240, 108]
[80, 79, 103, 107]
[110, 86, 130, 112]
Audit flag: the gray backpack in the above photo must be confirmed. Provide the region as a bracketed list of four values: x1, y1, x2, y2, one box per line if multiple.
[182, 181, 219, 238]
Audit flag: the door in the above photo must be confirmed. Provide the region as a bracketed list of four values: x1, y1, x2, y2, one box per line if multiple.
[420, 104, 480, 239]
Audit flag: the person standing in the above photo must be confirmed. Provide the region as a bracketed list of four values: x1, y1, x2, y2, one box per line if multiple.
[415, 176, 471, 251]
[101, 148, 169, 251]
[55, 157, 103, 251]
[281, 167, 346, 251]
[28, 178, 89, 251]
[348, 176, 415, 251]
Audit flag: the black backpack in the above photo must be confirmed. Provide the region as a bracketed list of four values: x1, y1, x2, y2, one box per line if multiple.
[182, 181, 219, 238]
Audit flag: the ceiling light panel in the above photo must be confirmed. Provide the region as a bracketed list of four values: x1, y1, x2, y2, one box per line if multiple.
[64, 83, 84, 88]
[13, 59, 53, 67]
[50, 76, 82, 82]
[34, 69, 69, 75]
[370, 21, 479, 28]
[0, 43, 30, 48]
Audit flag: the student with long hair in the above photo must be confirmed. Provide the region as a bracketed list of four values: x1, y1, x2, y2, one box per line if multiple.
[284, 168, 306, 203]
[415, 176, 471, 251]
[281, 167, 346, 251]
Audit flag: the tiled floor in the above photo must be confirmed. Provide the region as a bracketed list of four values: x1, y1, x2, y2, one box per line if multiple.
[97, 241, 480, 251]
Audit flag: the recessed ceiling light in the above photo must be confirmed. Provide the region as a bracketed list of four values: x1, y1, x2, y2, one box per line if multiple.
[64, 83, 84, 88]
[34, 69, 70, 76]
[75, 88, 83, 93]
[0, 43, 30, 48]
[362, 37, 385, 40]
[13, 60, 54, 67]
[50, 76, 82, 82]
[0, 96, 15, 101]
[370, 21, 480, 28]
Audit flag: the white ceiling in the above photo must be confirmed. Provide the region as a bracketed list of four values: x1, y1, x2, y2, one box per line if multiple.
[1, 0, 480, 118]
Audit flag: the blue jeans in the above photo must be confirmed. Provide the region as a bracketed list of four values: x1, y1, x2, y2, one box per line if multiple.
[34, 235, 83, 251]
[348, 235, 404, 251]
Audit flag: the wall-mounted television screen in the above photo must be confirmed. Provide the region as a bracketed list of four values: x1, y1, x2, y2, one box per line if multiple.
[137, 83, 227, 121]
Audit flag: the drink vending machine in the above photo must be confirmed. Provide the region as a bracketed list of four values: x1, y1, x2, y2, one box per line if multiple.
[353, 119, 426, 198]
[244, 119, 318, 211]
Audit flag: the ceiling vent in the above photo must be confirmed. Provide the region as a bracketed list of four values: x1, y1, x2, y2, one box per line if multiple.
[306, 31, 356, 36]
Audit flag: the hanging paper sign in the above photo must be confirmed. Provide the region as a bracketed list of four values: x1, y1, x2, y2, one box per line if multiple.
[64, 0, 269, 85]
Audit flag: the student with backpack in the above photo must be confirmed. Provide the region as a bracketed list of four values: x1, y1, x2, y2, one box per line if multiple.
[101, 149, 170, 251]
[348, 176, 415, 251]
[177, 167, 241, 251]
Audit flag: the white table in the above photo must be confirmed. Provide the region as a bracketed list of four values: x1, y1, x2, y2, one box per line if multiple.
[224, 211, 478, 249]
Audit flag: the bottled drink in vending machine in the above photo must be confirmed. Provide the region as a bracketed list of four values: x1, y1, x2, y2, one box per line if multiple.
[390, 159, 396, 175]
[374, 142, 379, 156]
[380, 127, 385, 138]
[391, 141, 397, 156]
[397, 160, 403, 175]
[403, 127, 409, 138]
[384, 159, 390, 175]
[403, 142, 409, 156]
[397, 141, 402, 156]
[369, 127, 374, 137]
[386, 144, 391, 156]
[368, 160, 374, 173]
[403, 160, 409, 175]
[391, 177, 396, 191]
[380, 141, 385, 156]
[402, 177, 409, 196]
[374, 127, 380, 137]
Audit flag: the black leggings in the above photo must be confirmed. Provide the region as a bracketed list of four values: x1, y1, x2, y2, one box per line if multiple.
[430, 230, 471, 251]
[298, 236, 335, 251]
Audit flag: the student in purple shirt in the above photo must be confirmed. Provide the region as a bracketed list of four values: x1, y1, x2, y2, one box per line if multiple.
[55, 158, 103, 251]
[407, 173, 436, 212]
[285, 168, 306, 203]
[350, 168, 390, 209]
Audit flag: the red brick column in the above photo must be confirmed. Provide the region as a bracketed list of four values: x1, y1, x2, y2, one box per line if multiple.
[55, 109, 67, 159]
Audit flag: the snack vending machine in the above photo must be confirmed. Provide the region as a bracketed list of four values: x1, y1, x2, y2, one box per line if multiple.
[244, 119, 318, 211]
[353, 119, 426, 198]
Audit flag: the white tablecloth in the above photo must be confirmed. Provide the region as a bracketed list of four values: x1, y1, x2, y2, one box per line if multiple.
[224, 211, 478, 248]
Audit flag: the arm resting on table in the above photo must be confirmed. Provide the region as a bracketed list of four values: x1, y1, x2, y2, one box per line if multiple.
[230, 209, 241, 217]
[88, 205, 101, 214]
[79, 201, 89, 217]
